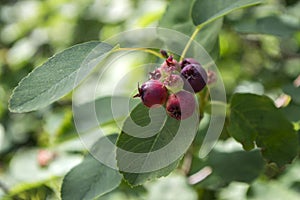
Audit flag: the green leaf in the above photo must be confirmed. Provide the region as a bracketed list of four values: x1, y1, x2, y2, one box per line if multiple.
[249, 179, 300, 200]
[61, 135, 122, 200]
[116, 103, 198, 186]
[147, 174, 197, 200]
[235, 16, 299, 37]
[9, 149, 82, 183]
[190, 150, 264, 189]
[159, 0, 192, 26]
[281, 103, 300, 122]
[9, 41, 113, 113]
[227, 93, 298, 167]
[192, 0, 264, 26]
[121, 161, 180, 187]
[159, 0, 222, 58]
[73, 96, 140, 133]
[283, 84, 300, 105]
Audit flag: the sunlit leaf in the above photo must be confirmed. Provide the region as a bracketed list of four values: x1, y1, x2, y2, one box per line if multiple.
[9, 42, 113, 112]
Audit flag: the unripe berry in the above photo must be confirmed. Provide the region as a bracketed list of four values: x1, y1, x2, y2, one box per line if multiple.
[181, 64, 207, 93]
[161, 55, 181, 74]
[180, 58, 200, 69]
[149, 68, 162, 80]
[134, 80, 168, 108]
[37, 150, 56, 167]
[166, 90, 196, 120]
[163, 74, 184, 93]
[207, 70, 217, 85]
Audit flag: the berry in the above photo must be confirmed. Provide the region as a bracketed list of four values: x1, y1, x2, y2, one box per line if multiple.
[166, 91, 196, 120]
[134, 80, 168, 108]
[37, 150, 56, 167]
[181, 64, 207, 93]
[180, 58, 200, 69]
[149, 68, 162, 80]
[207, 70, 217, 85]
[164, 74, 184, 93]
[161, 55, 181, 73]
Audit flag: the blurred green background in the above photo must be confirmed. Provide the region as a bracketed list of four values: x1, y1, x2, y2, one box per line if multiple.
[0, 0, 300, 199]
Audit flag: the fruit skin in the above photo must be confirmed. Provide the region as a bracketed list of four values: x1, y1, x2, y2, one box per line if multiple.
[166, 90, 195, 120]
[207, 70, 217, 84]
[180, 58, 200, 69]
[161, 55, 181, 73]
[163, 74, 184, 93]
[181, 64, 207, 93]
[134, 80, 168, 108]
[149, 68, 162, 80]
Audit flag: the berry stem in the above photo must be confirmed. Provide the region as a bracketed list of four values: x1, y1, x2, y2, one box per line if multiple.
[180, 24, 204, 62]
[116, 47, 164, 59]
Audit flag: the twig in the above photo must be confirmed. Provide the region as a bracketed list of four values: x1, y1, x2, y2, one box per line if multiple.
[180, 25, 203, 62]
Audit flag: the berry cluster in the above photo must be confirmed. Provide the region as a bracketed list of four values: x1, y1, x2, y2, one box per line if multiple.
[134, 51, 207, 120]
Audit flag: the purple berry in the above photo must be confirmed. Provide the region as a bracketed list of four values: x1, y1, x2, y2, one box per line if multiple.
[166, 91, 195, 120]
[180, 58, 200, 69]
[134, 80, 168, 108]
[181, 64, 207, 93]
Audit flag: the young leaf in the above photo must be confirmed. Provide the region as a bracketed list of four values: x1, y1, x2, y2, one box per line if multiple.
[227, 93, 298, 167]
[192, 0, 264, 26]
[116, 103, 198, 186]
[9, 41, 113, 113]
[61, 135, 122, 200]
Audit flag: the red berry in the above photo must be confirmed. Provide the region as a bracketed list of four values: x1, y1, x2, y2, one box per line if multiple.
[166, 91, 196, 120]
[134, 80, 168, 108]
[180, 58, 200, 69]
[181, 64, 207, 93]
